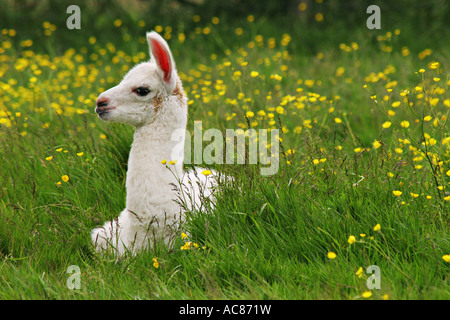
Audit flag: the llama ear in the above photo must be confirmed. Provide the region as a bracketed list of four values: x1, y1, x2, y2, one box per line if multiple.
[147, 31, 176, 94]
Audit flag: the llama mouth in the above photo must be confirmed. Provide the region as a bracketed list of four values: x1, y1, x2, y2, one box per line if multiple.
[95, 106, 116, 118]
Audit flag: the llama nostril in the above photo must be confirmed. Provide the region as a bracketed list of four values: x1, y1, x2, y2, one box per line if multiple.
[96, 97, 109, 108]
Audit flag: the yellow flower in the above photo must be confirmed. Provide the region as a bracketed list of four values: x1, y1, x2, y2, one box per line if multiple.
[410, 192, 419, 198]
[373, 224, 381, 231]
[382, 294, 389, 300]
[313, 159, 320, 165]
[181, 232, 188, 239]
[334, 117, 342, 124]
[250, 71, 259, 77]
[315, 13, 324, 22]
[56, 148, 63, 152]
[419, 68, 425, 73]
[445, 170, 450, 177]
[348, 235, 356, 244]
[423, 116, 432, 121]
[246, 111, 255, 118]
[168, 160, 177, 165]
[45, 156, 53, 161]
[373, 140, 381, 149]
[61, 175, 70, 182]
[298, 2, 307, 11]
[77, 152, 84, 157]
[327, 251, 337, 259]
[391, 101, 401, 108]
[355, 267, 363, 278]
[442, 255, 450, 262]
[201, 169, 212, 176]
[152, 257, 159, 268]
[276, 106, 284, 114]
[382, 121, 392, 129]
[400, 121, 410, 128]
[361, 291, 372, 298]
[161, 159, 167, 165]
[392, 190, 402, 196]
[429, 62, 439, 69]
[360, 233, 366, 238]
[444, 196, 450, 201]
[99, 134, 107, 140]
[181, 241, 192, 250]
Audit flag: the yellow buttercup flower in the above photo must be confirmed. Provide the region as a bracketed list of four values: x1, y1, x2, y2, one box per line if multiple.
[355, 267, 363, 278]
[442, 255, 450, 262]
[181, 241, 192, 250]
[373, 140, 381, 149]
[152, 257, 159, 268]
[45, 156, 53, 161]
[181, 232, 188, 239]
[327, 252, 337, 259]
[392, 190, 402, 196]
[348, 235, 356, 244]
[201, 169, 212, 176]
[361, 291, 372, 298]
[161, 159, 167, 165]
[61, 175, 70, 182]
[382, 121, 392, 129]
[400, 121, 410, 128]
[373, 224, 381, 231]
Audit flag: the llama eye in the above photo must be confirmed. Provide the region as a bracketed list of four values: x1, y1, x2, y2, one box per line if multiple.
[133, 87, 151, 96]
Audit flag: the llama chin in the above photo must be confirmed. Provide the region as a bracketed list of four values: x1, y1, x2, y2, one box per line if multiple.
[91, 31, 219, 256]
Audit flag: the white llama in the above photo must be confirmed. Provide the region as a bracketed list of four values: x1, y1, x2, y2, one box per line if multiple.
[91, 31, 216, 255]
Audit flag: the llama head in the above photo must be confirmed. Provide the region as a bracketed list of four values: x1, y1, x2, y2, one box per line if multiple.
[95, 31, 179, 126]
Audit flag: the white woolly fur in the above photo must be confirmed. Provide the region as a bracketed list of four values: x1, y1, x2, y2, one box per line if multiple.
[91, 31, 217, 256]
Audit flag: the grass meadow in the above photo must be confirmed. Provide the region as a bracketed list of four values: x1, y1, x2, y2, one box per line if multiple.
[0, 1, 449, 300]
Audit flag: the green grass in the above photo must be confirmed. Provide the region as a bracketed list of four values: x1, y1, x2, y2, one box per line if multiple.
[0, 9, 449, 300]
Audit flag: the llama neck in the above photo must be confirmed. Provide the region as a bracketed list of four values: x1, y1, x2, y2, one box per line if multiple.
[125, 98, 187, 215]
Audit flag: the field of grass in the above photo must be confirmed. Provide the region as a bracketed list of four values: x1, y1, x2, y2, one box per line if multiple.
[0, 2, 449, 300]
